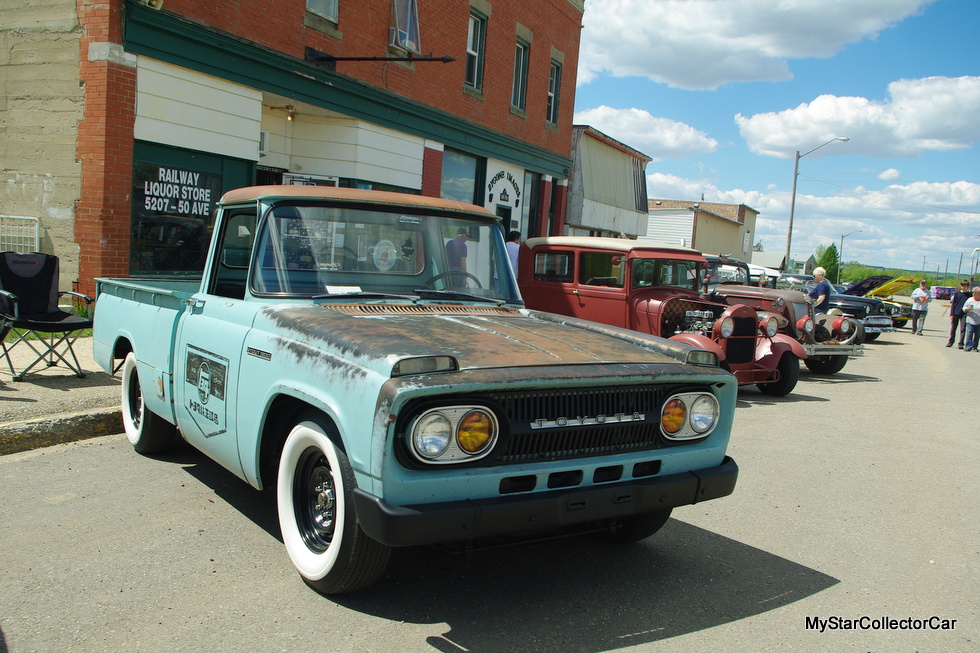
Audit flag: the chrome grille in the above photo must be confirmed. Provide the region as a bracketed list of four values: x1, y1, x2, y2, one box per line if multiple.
[488, 385, 674, 464]
[725, 316, 757, 364]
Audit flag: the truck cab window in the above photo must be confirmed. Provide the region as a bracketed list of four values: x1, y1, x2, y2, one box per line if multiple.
[210, 209, 257, 299]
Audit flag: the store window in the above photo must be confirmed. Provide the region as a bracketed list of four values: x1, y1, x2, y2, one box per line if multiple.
[465, 12, 487, 90]
[131, 163, 223, 275]
[441, 148, 484, 205]
[522, 171, 541, 238]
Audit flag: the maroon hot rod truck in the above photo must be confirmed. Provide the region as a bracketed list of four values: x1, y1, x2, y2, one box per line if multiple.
[519, 237, 806, 396]
[702, 255, 863, 374]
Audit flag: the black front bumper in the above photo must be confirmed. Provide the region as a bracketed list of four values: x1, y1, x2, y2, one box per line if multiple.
[353, 457, 738, 547]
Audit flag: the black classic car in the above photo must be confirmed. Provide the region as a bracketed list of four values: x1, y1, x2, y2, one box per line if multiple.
[806, 276, 896, 342]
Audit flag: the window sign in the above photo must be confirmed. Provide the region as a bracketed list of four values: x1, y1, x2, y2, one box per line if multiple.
[487, 169, 522, 209]
[131, 163, 222, 275]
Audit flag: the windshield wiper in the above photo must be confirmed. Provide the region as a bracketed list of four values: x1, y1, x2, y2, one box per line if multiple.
[313, 291, 418, 302]
[414, 289, 510, 306]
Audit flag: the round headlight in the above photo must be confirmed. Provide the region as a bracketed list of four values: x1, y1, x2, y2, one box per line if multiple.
[661, 398, 686, 434]
[719, 317, 735, 338]
[457, 410, 494, 454]
[689, 395, 718, 433]
[413, 413, 452, 459]
[762, 316, 779, 338]
[835, 316, 852, 335]
[797, 316, 814, 334]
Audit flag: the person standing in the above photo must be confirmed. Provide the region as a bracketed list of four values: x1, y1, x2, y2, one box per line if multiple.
[962, 287, 980, 351]
[505, 230, 521, 278]
[808, 267, 832, 313]
[910, 279, 931, 335]
[445, 227, 469, 270]
[947, 279, 971, 348]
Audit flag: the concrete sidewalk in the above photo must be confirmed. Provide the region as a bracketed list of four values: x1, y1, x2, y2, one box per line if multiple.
[0, 336, 122, 455]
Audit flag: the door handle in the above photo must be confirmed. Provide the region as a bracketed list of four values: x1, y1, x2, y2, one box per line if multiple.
[185, 298, 206, 314]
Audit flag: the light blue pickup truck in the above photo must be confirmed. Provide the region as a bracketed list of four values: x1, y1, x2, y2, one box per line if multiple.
[93, 186, 739, 594]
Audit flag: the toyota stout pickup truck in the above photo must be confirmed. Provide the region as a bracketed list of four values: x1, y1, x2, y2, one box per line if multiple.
[703, 255, 863, 375]
[93, 186, 738, 595]
[518, 237, 805, 396]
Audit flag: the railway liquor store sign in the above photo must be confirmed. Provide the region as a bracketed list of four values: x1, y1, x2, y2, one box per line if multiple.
[134, 164, 222, 218]
[131, 163, 223, 275]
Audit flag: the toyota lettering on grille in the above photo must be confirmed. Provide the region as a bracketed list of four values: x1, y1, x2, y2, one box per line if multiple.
[530, 412, 645, 430]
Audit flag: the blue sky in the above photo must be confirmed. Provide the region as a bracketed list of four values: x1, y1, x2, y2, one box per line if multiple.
[573, 0, 980, 276]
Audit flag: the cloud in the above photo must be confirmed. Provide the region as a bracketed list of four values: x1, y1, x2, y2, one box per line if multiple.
[735, 76, 980, 158]
[573, 106, 718, 160]
[646, 172, 980, 268]
[579, 0, 935, 90]
[879, 168, 901, 180]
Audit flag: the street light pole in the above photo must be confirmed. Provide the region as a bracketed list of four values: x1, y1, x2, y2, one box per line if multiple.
[838, 229, 861, 284]
[784, 136, 849, 273]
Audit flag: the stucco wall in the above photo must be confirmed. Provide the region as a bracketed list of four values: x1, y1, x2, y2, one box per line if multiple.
[0, 1, 83, 285]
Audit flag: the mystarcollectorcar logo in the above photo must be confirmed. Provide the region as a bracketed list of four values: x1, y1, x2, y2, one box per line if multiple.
[805, 615, 957, 633]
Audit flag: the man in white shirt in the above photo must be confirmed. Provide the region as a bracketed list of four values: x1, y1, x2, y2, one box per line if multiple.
[910, 279, 931, 335]
[506, 231, 521, 278]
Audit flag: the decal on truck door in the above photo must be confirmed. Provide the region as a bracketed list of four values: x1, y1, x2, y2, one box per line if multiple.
[185, 345, 228, 438]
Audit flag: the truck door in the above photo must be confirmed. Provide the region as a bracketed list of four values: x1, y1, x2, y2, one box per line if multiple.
[569, 251, 629, 329]
[172, 208, 259, 478]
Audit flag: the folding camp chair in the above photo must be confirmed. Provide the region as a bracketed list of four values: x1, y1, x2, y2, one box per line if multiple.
[0, 251, 94, 381]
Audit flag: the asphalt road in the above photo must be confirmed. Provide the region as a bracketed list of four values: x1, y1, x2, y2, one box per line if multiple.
[1, 309, 977, 653]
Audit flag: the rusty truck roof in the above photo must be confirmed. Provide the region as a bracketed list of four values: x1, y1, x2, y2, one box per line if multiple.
[218, 185, 496, 217]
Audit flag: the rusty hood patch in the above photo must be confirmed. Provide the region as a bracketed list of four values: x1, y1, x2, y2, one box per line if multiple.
[256, 303, 692, 375]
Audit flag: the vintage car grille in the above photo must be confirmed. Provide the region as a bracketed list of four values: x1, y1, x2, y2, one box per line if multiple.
[836, 304, 868, 319]
[886, 305, 912, 317]
[725, 316, 757, 364]
[488, 385, 678, 464]
[863, 316, 894, 330]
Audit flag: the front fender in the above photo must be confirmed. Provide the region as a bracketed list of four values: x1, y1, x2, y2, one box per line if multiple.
[757, 334, 806, 364]
[669, 333, 725, 360]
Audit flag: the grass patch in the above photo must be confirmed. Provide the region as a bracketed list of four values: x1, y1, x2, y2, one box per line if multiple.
[4, 328, 93, 343]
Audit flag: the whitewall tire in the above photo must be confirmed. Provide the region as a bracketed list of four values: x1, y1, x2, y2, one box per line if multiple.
[120, 352, 178, 455]
[276, 414, 390, 594]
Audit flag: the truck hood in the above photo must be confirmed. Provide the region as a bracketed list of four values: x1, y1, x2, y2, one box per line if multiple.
[256, 303, 699, 375]
[709, 283, 809, 304]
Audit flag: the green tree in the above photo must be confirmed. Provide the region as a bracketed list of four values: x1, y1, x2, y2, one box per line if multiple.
[816, 243, 840, 284]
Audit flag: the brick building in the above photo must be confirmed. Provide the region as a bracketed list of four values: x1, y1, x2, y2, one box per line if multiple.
[1, 0, 583, 294]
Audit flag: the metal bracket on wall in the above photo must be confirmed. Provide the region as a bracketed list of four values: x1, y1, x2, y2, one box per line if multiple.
[304, 47, 454, 72]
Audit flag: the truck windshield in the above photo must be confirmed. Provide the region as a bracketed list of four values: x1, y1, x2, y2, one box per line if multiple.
[704, 261, 749, 286]
[632, 258, 699, 291]
[249, 202, 520, 303]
